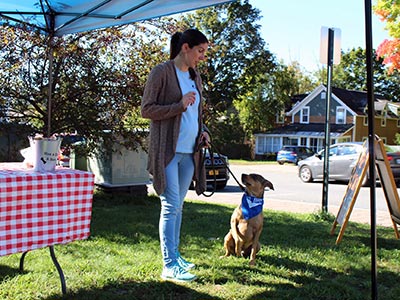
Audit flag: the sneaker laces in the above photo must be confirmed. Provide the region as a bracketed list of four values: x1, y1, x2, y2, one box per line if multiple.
[170, 264, 187, 276]
[177, 256, 195, 269]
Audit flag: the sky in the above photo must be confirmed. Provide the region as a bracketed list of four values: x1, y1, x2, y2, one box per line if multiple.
[249, 0, 390, 72]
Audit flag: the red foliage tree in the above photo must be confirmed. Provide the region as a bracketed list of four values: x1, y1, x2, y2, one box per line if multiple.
[374, 1, 400, 73]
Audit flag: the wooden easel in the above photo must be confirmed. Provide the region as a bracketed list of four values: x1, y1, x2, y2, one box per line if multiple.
[331, 137, 400, 244]
[375, 138, 400, 239]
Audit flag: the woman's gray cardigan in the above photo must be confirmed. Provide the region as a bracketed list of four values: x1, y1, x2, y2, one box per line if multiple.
[141, 60, 206, 195]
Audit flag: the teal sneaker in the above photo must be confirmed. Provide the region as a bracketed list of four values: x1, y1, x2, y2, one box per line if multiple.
[177, 255, 195, 271]
[161, 263, 197, 282]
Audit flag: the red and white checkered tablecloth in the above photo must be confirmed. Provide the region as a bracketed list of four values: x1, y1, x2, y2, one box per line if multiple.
[0, 163, 95, 256]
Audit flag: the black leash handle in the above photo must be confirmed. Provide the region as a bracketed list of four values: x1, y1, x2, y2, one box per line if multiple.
[200, 146, 217, 197]
[208, 141, 245, 192]
[199, 141, 245, 197]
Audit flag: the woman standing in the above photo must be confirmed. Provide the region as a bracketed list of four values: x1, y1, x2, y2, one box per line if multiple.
[141, 29, 210, 282]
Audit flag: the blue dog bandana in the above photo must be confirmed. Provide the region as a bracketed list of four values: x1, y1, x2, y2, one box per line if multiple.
[241, 193, 264, 220]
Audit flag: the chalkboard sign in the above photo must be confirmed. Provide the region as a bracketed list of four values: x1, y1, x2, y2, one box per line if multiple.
[331, 141, 369, 244]
[375, 139, 400, 238]
[331, 137, 400, 244]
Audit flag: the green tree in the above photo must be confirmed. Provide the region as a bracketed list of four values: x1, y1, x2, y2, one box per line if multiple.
[395, 133, 400, 145]
[0, 22, 168, 155]
[315, 47, 400, 102]
[176, 0, 276, 149]
[272, 61, 316, 111]
[234, 62, 316, 140]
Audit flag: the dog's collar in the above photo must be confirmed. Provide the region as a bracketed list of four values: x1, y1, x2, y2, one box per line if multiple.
[241, 193, 264, 220]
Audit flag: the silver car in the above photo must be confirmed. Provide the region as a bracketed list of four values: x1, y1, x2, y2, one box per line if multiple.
[298, 142, 364, 184]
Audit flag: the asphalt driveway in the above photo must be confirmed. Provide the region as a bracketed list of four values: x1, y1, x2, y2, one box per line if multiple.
[181, 163, 398, 227]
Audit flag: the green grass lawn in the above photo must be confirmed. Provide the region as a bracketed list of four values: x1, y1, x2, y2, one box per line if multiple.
[1, 191, 400, 300]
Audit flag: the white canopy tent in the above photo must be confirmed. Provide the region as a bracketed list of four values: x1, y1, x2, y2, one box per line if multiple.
[0, 0, 232, 36]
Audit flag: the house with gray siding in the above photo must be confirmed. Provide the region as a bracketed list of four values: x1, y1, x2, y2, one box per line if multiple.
[254, 85, 400, 159]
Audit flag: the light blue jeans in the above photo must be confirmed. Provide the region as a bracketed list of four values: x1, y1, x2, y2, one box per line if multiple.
[159, 153, 194, 267]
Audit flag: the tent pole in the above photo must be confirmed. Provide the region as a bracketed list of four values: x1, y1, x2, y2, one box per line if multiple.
[46, 9, 56, 138]
[364, 0, 377, 299]
[47, 33, 54, 137]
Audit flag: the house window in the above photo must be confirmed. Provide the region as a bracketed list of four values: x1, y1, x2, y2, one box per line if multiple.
[336, 107, 346, 124]
[310, 138, 325, 152]
[364, 116, 368, 126]
[257, 136, 265, 153]
[256, 136, 281, 154]
[265, 137, 281, 153]
[321, 92, 326, 99]
[300, 107, 309, 124]
[276, 111, 285, 124]
[271, 137, 281, 152]
[381, 117, 386, 127]
[309, 138, 318, 152]
[283, 137, 298, 146]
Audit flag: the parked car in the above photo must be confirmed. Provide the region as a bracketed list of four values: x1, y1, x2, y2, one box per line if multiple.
[298, 142, 366, 184]
[298, 142, 400, 185]
[386, 151, 400, 184]
[277, 146, 315, 165]
[204, 151, 230, 190]
[191, 150, 230, 190]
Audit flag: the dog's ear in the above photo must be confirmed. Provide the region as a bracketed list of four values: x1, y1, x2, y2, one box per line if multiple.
[263, 179, 274, 190]
[241, 173, 248, 182]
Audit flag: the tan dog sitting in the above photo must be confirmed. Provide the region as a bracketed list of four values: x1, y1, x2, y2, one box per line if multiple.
[221, 173, 274, 266]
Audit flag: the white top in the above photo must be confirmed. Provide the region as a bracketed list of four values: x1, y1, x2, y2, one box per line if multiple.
[175, 67, 200, 153]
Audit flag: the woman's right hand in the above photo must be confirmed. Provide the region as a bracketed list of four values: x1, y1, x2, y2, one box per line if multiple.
[182, 91, 196, 109]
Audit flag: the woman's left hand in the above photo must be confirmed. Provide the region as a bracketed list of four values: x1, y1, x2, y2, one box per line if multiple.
[200, 131, 210, 148]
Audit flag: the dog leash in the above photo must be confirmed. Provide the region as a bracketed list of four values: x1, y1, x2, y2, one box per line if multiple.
[199, 140, 245, 197]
